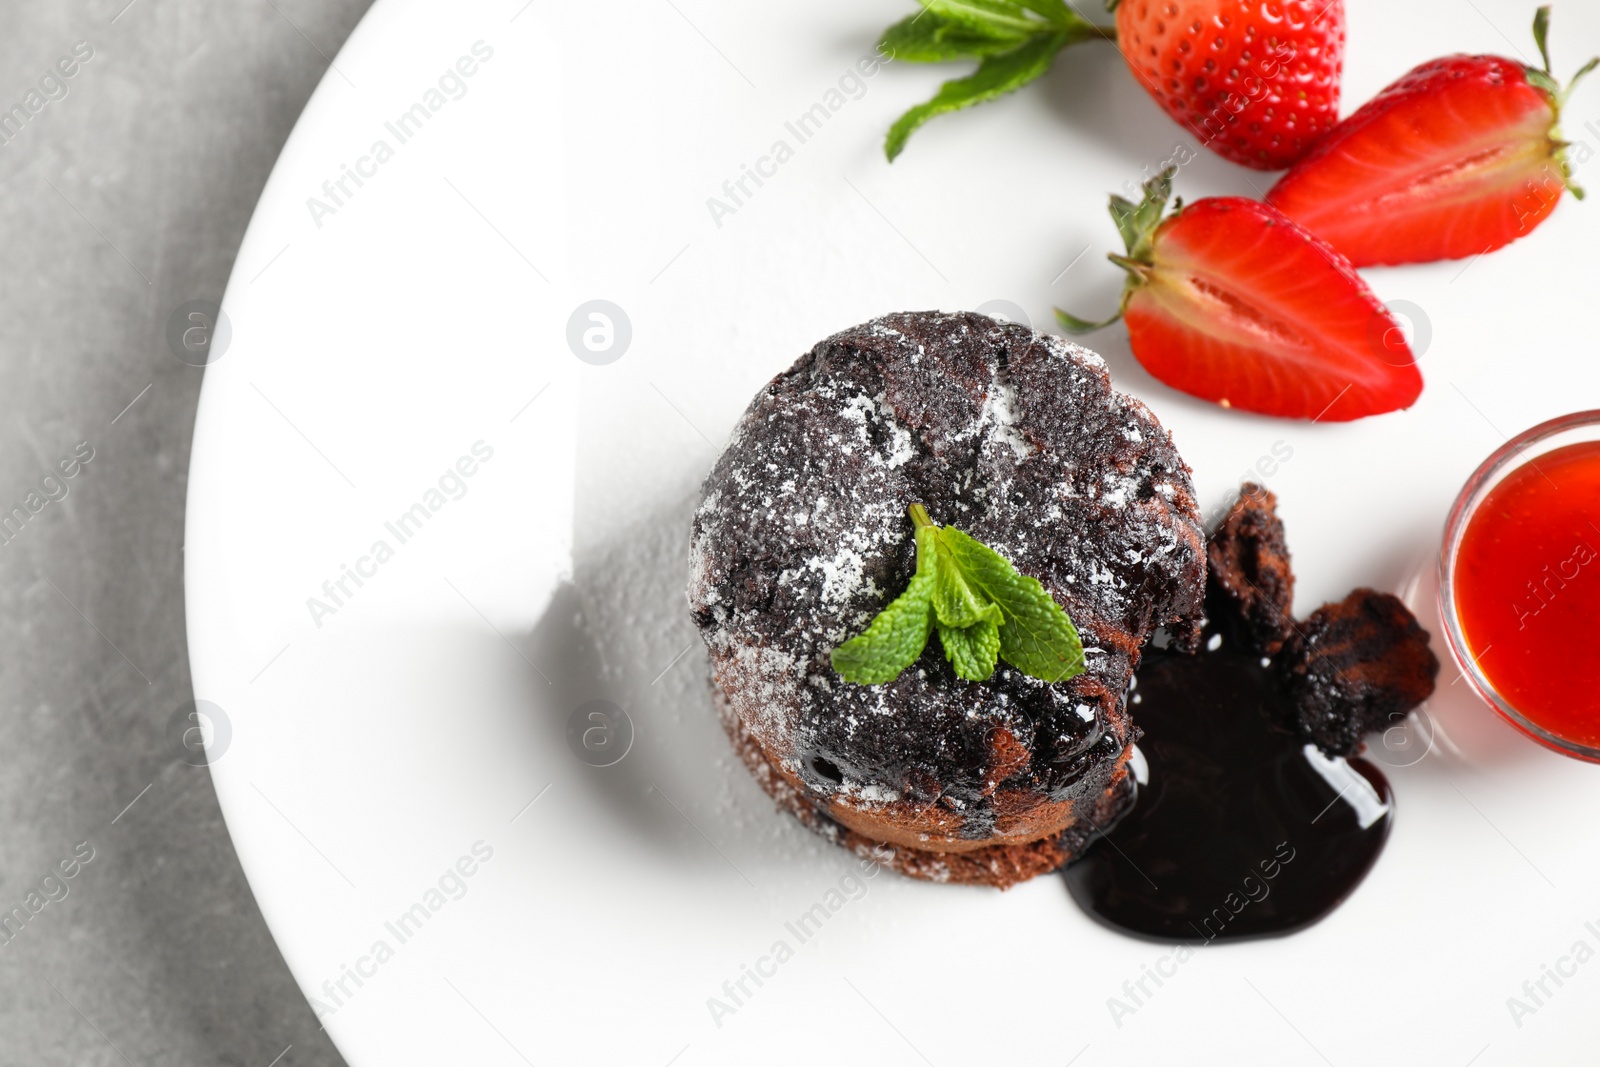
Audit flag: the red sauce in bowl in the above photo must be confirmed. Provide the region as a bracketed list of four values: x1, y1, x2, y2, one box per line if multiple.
[1453, 440, 1600, 749]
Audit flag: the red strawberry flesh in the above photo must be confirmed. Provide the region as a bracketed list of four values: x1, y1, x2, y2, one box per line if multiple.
[1124, 198, 1422, 421]
[1267, 54, 1569, 266]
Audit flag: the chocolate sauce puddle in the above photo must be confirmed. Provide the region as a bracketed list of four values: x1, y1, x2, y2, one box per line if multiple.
[1064, 604, 1393, 943]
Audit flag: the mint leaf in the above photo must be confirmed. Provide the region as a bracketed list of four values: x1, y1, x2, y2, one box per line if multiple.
[1014, 0, 1072, 17]
[939, 526, 1086, 683]
[884, 31, 1069, 161]
[832, 503, 1084, 687]
[829, 575, 935, 685]
[877, 0, 1110, 161]
[922, 0, 1054, 36]
[879, 12, 1031, 63]
[931, 533, 1004, 629]
[830, 531, 936, 684]
[938, 618, 1000, 681]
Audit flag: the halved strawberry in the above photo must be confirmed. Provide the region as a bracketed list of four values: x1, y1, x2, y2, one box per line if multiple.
[1267, 6, 1597, 267]
[1058, 169, 1422, 422]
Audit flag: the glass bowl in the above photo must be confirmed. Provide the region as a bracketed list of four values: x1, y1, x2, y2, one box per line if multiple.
[1438, 410, 1600, 763]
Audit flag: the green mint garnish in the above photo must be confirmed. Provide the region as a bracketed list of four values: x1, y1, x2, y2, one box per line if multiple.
[878, 1, 1112, 161]
[827, 519, 938, 685]
[831, 503, 1086, 685]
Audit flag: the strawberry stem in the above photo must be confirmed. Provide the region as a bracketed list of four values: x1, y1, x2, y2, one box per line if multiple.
[1054, 166, 1179, 336]
[1524, 7, 1598, 200]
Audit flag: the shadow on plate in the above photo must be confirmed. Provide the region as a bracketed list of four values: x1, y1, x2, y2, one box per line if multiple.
[511, 486, 831, 890]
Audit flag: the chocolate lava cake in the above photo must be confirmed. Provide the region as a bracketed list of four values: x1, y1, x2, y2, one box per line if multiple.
[687, 311, 1207, 888]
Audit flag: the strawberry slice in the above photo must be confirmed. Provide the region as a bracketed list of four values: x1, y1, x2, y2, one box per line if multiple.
[1058, 170, 1422, 422]
[1267, 6, 1597, 267]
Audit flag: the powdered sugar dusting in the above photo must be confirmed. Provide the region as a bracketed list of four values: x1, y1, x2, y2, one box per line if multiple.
[981, 375, 1036, 462]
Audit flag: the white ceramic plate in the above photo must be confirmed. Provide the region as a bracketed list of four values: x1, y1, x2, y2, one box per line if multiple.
[186, 1, 1600, 1062]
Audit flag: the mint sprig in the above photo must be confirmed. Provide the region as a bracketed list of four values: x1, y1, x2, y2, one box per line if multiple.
[831, 504, 1086, 685]
[879, 1, 1113, 161]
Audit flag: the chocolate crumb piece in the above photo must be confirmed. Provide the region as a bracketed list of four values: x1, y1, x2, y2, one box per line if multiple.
[1199, 487, 1439, 759]
[1276, 589, 1441, 758]
[1208, 482, 1295, 655]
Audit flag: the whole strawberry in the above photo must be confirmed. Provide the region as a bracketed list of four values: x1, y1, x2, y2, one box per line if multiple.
[1058, 169, 1422, 422]
[877, 0, 1344, 169]
[1268, 6, 1597, 266]
[1114, 0, 1345, 169]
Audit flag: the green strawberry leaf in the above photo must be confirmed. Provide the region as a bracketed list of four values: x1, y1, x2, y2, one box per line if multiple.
[1534, 5, 1554, 75]
[937, 618, 1001, 681]
[1054, 306, 1124, 334]
[1129, 167, 1175, 258]
[884, 31, 1070, 161]
[1056, 166, 1177, 335]
[1108, 194, 1143, 254]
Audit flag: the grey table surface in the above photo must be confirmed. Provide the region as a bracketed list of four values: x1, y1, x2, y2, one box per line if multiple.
[0, 2, 374, 1064]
